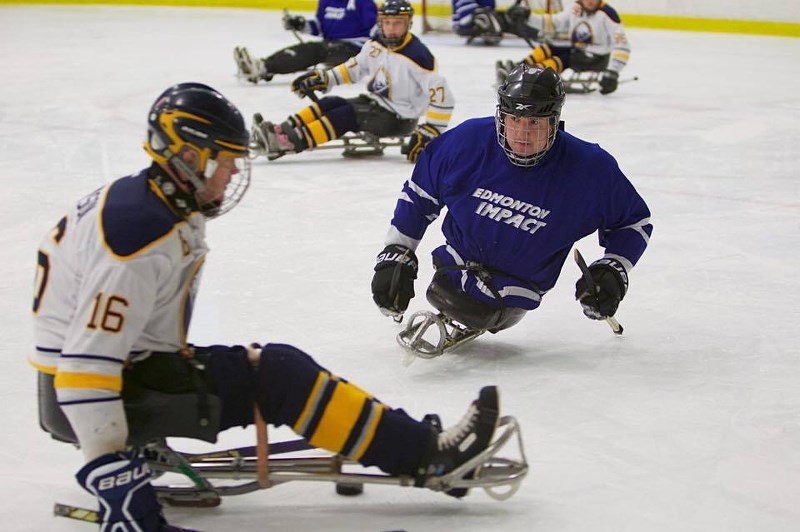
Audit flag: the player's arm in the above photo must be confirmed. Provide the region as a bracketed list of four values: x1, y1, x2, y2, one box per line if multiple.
[328, 42, 371, 86]
[58, 258, 168, 529]
[372, 150, 445, 315]
[576, 168, 652, 320]
[358, 0, 378, 29]
[597, 9, 630, 94]
[403, 69, 455, 162]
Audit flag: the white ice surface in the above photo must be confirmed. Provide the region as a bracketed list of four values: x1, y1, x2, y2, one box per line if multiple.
[1, 5, 799, 531]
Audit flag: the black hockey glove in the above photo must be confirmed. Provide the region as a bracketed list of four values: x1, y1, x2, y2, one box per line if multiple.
[290, 69, 330, 98]
[575, 258, 628, 320]
[371, 244, 418, 316]
[282, 14, 306, 32]
[77, 450, 169, 531]
[599, 70, 619, 95]
[402, 124, 440, 163]
[505, 3, 531, 24]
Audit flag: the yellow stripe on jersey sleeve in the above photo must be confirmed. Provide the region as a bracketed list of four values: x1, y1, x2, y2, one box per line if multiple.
[54, 371, 123, 392]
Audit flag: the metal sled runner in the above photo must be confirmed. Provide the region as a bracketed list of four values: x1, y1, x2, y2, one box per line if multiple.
[55, 415, 528, 523]
[397, 310, 486, 363]
[150, 414, 525, 503]
[248, 118, 406, 161]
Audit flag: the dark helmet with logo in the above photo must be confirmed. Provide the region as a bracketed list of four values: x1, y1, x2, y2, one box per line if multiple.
[377, 0, 414, 47]
[496, 65, 565, 167]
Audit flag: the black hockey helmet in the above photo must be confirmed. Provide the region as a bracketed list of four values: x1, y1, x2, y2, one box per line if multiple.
[377, 0, 414, 47]
[496, 65, 566, 167]
[144, 82, 251, 218]
[497, 65, 565, 118]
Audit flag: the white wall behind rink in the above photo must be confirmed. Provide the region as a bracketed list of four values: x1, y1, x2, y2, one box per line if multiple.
[599, 0, 798, 23]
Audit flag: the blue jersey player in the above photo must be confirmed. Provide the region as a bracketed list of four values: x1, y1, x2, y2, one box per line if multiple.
[371, 65, 652, 356]
[234, 0, 378, 84]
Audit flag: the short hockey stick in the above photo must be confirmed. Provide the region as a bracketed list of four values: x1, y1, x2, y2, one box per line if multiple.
[573, 249, 624, 335]
[283, 9, 304, 44]
[53, 502, 99, 524]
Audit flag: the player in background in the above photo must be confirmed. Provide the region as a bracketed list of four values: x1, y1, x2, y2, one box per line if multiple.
[249, 0, 454, 163]
[451, 0, 540, 45]
[371, 65, 651, 347]
[31, 82, 504, 531]
[234, 0, 377, 84]
[495, 0, 630, 94]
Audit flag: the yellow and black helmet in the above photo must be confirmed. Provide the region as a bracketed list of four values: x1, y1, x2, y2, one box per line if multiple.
[144, 83, 250, 217]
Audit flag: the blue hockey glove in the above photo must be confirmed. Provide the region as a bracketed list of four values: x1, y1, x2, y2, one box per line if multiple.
[282, 14, 306, 32]
[402, 124, 440, 163]
[76, 450, 167, 531]
[371, 244, 418, 316]
[290, 69, 330, 98]
[599, 70, 619, 95]
[575, 258, 628, 319]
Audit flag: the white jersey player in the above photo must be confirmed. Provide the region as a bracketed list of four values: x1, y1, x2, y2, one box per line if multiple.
[32, 83, 507, 531]
[250, 0, 454, 163]
[499, 0, 630, 94]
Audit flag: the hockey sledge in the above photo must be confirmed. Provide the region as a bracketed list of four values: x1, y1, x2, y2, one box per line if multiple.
[249, 114, 406, 161]
[56, 414, 527, 525]
[149, 415, 525, 504]
[397, 310, 486, 363]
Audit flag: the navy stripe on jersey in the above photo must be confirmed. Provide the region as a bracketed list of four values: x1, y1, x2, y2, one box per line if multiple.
[600, 4, 622, 23]
[395, 35, 435, 71]
[102, 171, 182, 257]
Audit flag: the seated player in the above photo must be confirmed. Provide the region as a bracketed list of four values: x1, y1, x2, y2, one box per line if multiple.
[451, 0, 539, 45]
[495, 0, 630, 94]
[32, 81, 506, 531]
[234, 0, 377, 84]
[371, 66, 652, 356]
[249, 0, 454, 163]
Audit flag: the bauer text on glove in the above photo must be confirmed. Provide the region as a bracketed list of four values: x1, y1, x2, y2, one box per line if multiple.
[575, 257, 628, 319]
[371, 244, 418, 315]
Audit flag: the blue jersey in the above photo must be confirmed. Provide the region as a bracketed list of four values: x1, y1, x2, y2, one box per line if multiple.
[451, 0, 495, 33]
[386, 117, 652, 310]
[308, 0, 378, 46]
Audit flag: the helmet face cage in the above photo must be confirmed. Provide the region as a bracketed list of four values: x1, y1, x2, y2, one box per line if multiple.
[495, 65, 565, 167]
[495, 109, 559, 167]
[144, 84, 251, 218]
[378, 0, 414, 47]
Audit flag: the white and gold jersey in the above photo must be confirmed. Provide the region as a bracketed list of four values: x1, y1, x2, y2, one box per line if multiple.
[532, 2, 630, 73]
[327, 33, 455, 132]
[31, 169, 207, 453]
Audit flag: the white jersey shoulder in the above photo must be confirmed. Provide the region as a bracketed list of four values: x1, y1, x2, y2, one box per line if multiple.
[32, 172, 207, 375]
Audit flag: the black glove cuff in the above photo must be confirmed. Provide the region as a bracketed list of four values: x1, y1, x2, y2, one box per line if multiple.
[375, 244, 418, 277]
[589, 258, 628, 299]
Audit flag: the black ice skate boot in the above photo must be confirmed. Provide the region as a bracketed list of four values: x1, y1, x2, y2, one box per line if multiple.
[416, 386, 499, 498]
[234, 46, 274, 84]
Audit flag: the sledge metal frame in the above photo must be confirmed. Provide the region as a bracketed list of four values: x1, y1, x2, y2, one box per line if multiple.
[144, 415, 528, 505]
[397, 310, 486, 362]
[249, 125, 406, 161]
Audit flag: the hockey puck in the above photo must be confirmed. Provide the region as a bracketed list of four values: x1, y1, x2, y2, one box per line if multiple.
[335, 482, 364, 496]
